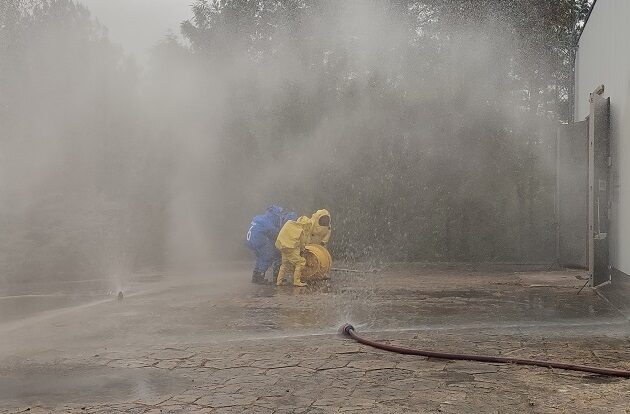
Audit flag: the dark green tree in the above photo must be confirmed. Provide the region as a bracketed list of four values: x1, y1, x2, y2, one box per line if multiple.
[173, 0, 592, 262]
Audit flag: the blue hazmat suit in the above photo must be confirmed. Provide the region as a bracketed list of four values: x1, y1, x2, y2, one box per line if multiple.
[246, 205, 297, 274]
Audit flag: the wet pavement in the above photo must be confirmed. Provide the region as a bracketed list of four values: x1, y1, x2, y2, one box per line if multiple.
[1, 265, 629, 413]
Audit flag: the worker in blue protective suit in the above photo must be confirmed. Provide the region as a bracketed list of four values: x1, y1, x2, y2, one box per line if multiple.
[246, 205, 298, 284]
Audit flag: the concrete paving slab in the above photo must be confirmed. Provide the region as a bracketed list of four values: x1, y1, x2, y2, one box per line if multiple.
[1, 265, 629, 413]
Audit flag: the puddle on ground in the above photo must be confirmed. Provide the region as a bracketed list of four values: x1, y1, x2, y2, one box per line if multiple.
[0, 294, 106, 324]
[0, 366, 191, 405]
[237, 275, 621, 335]
[0, 270, 624, 347]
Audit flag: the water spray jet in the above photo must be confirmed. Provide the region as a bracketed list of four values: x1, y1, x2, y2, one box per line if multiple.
[331, 268, 379, 274]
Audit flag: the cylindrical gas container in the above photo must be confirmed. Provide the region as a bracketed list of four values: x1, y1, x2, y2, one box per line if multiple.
[302, 244, 332, 281]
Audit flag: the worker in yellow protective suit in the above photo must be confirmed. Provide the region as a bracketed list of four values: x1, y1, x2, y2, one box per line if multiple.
[275, 216, 314, 287]
[309, 209, 331, 246]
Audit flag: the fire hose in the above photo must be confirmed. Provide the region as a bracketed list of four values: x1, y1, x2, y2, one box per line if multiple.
[339, 324, 630, 378]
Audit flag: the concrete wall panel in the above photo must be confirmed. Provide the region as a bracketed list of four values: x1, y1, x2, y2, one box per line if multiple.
[576, 0, 630, 274]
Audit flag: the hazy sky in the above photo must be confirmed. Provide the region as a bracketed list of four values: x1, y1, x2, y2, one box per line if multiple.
[77, 0, 193, 63]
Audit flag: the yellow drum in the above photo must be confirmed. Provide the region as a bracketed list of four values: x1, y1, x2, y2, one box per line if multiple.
[302, 244, 333, 281]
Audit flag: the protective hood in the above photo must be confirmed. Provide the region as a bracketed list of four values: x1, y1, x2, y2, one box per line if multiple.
[310, 209, 331, 245]
[311, 209, 331, 225]
[266, 205, 283, 216]
[264, 205, 284, 229]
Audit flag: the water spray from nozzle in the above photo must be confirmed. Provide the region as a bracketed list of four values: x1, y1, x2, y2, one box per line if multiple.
[339, 323, 355, 336]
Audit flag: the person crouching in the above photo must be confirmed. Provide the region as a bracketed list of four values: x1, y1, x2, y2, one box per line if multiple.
[275, 216, 313, 287]
[246, 205, 297, 284]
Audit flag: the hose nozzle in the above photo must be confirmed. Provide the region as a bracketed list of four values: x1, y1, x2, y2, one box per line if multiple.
[339, 323, 355, 336]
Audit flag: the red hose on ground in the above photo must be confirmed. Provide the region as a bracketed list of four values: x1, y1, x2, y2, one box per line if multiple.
[339, 324, 630, 378]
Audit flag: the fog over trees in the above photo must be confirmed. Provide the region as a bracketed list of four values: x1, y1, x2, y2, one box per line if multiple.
[0, 0, 591, 283]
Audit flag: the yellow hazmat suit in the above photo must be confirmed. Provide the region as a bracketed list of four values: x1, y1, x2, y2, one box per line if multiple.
[309, 209, 331, 246]
[275, 216, 313, 287]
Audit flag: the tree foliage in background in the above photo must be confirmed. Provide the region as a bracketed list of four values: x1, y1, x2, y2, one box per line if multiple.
[0, 0, 164, 282]
[0, 0, 593, 283]
[174, 0, 592, 263]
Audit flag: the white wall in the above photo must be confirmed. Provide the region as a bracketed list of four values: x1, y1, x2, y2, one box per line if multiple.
[576, 0, 630, 275]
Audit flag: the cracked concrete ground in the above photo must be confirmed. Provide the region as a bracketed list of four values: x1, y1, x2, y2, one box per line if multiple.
[1, 265, 629, 413]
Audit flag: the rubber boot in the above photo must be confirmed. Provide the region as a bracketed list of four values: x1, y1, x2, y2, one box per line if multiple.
[259, 272, 272, 284]
[292, 266, 307, 287]
[272, 262, 281, 280]
[276, 265, 287, 286]
[251, 271, 266, 284]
